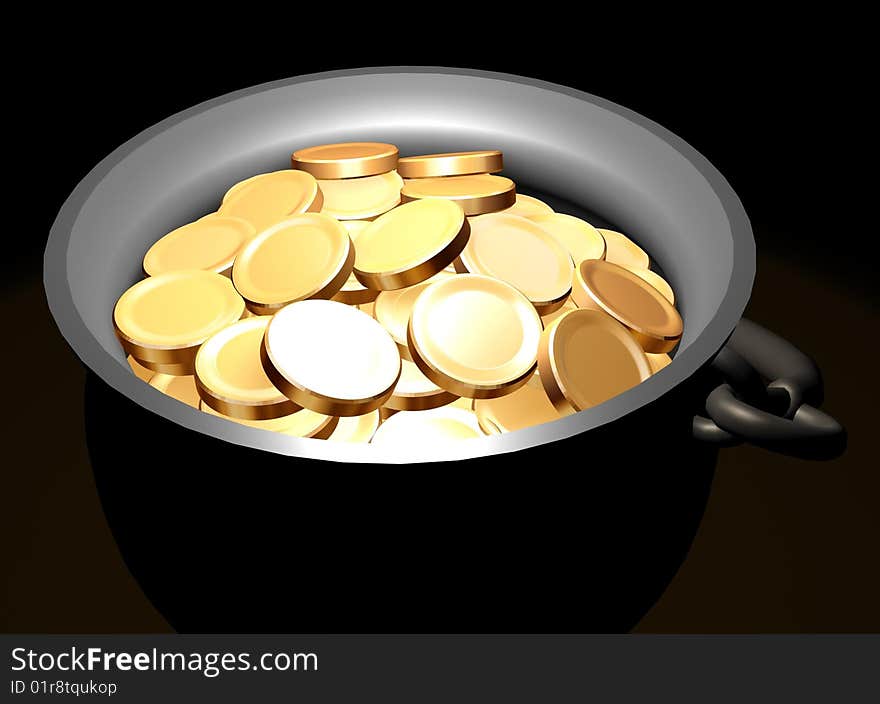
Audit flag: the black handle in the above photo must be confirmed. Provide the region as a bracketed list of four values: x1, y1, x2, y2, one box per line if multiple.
[693, 319, 845, 459]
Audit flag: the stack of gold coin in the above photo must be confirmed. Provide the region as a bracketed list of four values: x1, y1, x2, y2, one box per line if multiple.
[115, 141, 682, 446]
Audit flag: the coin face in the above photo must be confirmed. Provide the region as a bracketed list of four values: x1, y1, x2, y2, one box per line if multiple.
[326, 410, 381, 443]
[218, 170, 323, 233]
[457, 213, 573, 314]
[621, 265, 675, 304]
[353, 199, 469, 290]
[291, 142, 399, 179]
[262, 300, 401, 416]
[143, 215, 254, 277]
[497, 193, 553, 218]
[373, 281, 435, 360]
[195, 316, 300, 420]
[221, 172, 265, 205]
[407, 274, 542, 399]
[232, 213, 354, 314]
[385, 359, 459, 411]
[474, 373, 560, 434]
[529, 213, 606, 265]
[597, 228, 650, 269]
[538, 309, 651, 414]
[113, 270, 245, 372]
[317, 171, 403, 220]
[572, 260, 683, 353]
[149, 373, 202, 408]
[370, 407, 484, 446]
[401, 174, 515, 215]
[200, 401, 338, 439]
[332, 221, 378, 305]
[397, 150, 503, 178]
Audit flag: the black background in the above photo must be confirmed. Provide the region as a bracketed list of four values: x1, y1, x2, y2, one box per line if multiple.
[4, 24, 877, 632]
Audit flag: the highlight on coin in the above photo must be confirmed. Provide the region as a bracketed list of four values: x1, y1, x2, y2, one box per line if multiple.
[115, 140, 681, 448]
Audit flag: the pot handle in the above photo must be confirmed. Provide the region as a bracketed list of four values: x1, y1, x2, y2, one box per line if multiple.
[692, 318, 845, 459]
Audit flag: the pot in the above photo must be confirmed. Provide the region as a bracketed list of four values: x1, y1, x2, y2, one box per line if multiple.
[44, 68, 844, 632]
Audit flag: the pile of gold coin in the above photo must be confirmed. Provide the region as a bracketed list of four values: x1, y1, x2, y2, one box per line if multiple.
[114, 143, 682, 446]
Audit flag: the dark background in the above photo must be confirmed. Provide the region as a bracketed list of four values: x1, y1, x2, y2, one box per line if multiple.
[3, 29, 876, 632]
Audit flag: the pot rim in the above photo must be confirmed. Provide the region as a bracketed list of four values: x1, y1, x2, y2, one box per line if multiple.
[44, 66, 755, 464]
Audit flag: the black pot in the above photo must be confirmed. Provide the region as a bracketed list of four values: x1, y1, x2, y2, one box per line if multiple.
[45, 68, 844, 632]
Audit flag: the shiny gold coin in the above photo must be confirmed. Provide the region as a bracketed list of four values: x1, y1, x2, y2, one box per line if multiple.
[114, 270, 245, 374]
[647, 353, 672, 374]
[358, 301, 375, 317]
[318, 171, 403, 220]
[497, 193, 553, 218]
[200, 401, 337, 439]
[262, 300, 401, 416]
[622, 265, 675, 305]
[397, 150, 503, 178]
[449, 396, 475, 411]
[370, 407, 484, 446]
[221, 173, 263, 204]
[378, 406, 398, 421]
[456, 213, 573, 314]
[149, 373, 202, 408]
[401, 174, 515, 216]
[373, 281, 435, 361]
[540, 298, 578, 327]
[326, 410, 381, 443]
[291, 142, 399, 180]
[407, 274, 542, 399]
[353, 198, 469, 290]
[195, 316, 299, 420]
[127, 356, 154, 382]
[385, 359, 459, 411]
[332, 221, 378, 305]
[529, 213, 606, 265]
[218, 170, 322, 234]
[232, 213, 354, 315]
[571, 260, 683, 353]
[143, 215, 255, 277]
[597, 228, 650, 269]
[474, 374, 560, 434]
[538, 309, 651, 414]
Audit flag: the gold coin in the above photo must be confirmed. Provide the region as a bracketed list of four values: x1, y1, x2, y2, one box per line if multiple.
[358, 301, 375, 317]
[370, 407, 484, 446]
[353, 199, 469, 290]
[373, 281, 435, 361]
[538, 309, 651, 414]
[218, 170, 323, 233]
[114, 270, 245, 374]
[378, 406, 398, 421]
[647, 353, 672, 374]
[326, 410, 381, 443]
[143, 214, 255, 277]
[529, 213, 606, 265]
[127, 356, 154, 382]
[317, 171, 403, 220]
[497, 193, 553, 218]
[332, 221, 378, 305]
[291, 142, 399, 180]
[571, 260, 683, 353]
[407, 274, 542, 399]
[221, 173, 264, 204]
[149, 373, 201, 408]
[200, 401, 337, 439]
[474, 373, 560, 434]
[232, 213, 354, 315]
[597, 228, 650, 269]
[385, 359, 459, 411]
[456, 213, 573, 314]
[540, 298, 578, 327]
[195, 316, 299, 420]
[397, 150, 503, 178]
[262, 300, 401, 416]
[622, 265, 675, 305]
[401, 174, 515, 215]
